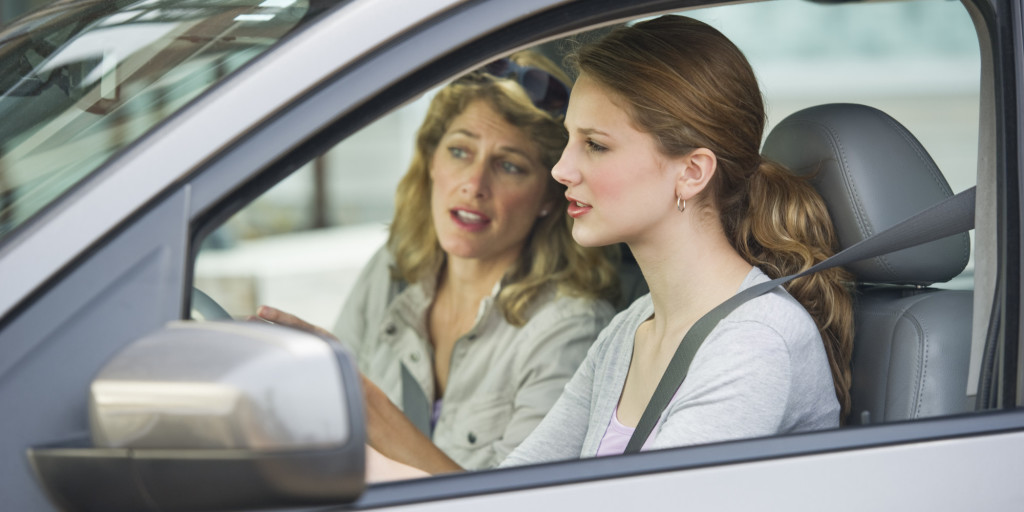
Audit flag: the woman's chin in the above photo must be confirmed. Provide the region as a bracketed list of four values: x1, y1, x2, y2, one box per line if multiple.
[570, 227, 612, 248]
[440, 242, 509, 264]
[440, 245, 483, 260]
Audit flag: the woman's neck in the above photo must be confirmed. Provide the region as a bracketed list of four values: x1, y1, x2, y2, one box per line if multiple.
[629, 221, 752, 349]
[440, 252, 515, 303]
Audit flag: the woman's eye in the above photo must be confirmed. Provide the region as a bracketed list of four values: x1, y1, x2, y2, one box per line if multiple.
[448, 146, 468, 159]
[585, 139, 608, 153]
[500, 161, 525, 174]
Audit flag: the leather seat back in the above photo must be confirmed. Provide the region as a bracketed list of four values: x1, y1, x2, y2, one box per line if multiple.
[763, 103, 973, 424]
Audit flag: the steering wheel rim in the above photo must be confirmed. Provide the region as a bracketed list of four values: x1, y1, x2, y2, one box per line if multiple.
[191, 287, 233, 321]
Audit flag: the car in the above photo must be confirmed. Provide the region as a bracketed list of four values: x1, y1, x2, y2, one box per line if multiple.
[0, 0, 1020, 510]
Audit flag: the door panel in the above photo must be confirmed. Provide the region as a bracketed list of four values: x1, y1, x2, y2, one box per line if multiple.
[0, 189, 190, 510]
[370, 430, 1024, 511]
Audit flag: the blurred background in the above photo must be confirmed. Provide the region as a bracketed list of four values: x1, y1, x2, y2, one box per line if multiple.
[1, 0, 981, 327]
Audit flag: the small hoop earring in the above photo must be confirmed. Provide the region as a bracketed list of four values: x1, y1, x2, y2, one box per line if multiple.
[676, 196, 685, 213]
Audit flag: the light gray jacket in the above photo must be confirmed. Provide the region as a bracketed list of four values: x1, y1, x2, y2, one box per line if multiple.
[502, 268, 839, 466]
[333, 246, 615, 470]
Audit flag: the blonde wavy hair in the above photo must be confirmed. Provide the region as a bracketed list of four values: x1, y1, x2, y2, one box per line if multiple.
[573, 16, 855, 421]
[388, 51, 619, 326]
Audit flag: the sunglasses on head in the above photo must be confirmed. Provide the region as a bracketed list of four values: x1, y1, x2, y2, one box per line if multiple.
[479, 58, 570, 117]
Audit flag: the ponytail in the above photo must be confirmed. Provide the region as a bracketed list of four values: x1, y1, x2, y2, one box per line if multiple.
[733, 160, 854, 422]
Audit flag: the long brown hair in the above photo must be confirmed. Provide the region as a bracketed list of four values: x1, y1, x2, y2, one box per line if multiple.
[389, 51, 619, 326]
[573, 16, 854, 420]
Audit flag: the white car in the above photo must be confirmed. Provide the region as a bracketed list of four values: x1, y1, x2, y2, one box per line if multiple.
[0, 0, 1019, 510]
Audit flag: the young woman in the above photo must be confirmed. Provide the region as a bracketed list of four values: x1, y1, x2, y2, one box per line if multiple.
[499, 14, 854, 464]
[259, 51, 619, 473]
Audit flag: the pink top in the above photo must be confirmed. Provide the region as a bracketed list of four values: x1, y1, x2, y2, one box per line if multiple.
[597, 384, 687, 456]
[596, 407, 655, 456]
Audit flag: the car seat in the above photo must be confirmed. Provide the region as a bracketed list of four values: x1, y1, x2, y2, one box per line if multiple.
[762, 103, 974, 425]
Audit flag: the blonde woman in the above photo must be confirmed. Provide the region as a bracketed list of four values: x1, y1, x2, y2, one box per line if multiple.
[260, 51, 619, 473]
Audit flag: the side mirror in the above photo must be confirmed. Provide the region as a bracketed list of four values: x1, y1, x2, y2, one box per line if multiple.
[28, 321, 365, 511]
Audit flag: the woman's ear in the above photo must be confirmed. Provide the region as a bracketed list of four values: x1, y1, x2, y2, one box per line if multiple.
[538, 199, 555, 218]
[674, 148, 717, 202]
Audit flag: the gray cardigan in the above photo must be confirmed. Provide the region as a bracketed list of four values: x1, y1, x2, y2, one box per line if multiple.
[501, 268, 840, 466]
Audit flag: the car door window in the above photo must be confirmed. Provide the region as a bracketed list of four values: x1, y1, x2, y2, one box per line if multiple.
[194, 94, 431, 325]
[189, 0, 1002, 501]
[196, 0, 979, 321]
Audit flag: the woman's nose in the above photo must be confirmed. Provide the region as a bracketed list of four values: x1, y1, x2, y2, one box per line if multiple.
[460, 160, 490, 198]
[551, 148, 578, 186]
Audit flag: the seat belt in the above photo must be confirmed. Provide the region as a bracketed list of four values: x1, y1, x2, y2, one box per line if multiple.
[401, 362, 433, 437]
[382, 277, 434, 437]
[624, 186, 977, 453]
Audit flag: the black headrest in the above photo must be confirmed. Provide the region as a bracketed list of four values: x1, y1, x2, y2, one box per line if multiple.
[762, 103, 970, 285]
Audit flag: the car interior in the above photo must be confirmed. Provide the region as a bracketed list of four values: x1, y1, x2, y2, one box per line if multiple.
[180, 0, 990, 495]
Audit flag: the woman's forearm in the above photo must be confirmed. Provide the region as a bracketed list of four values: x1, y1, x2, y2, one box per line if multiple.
[361, 374, 463, 475]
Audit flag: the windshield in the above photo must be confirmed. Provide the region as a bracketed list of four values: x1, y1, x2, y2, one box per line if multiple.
[0, 0, 326, 242]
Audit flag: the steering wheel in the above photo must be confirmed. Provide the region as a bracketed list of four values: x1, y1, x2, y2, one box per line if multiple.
[190, 287, 233, 321]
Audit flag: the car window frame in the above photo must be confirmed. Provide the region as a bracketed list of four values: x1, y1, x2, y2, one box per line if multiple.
[181, 0, 1022, 507]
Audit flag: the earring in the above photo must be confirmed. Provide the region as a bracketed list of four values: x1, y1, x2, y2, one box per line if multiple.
[676, 196, 685, 213]
[539, 209, 549, 217]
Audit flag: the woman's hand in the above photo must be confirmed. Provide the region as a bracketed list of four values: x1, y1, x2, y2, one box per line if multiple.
[366, 445, 431, 483]
[255, 305, 337, 341]
[256, 306, 462, 476]
[360, 373, 463, 475]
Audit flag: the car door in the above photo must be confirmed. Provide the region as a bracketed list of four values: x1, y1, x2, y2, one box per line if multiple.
[187, 0, 1024, 509]
[0, 0, 489, 509]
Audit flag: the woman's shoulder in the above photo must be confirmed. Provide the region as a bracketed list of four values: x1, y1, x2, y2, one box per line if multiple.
[344, 244, 404, 297]
[506, 292, 619, 370]
[525, 290, 618, 328]
[511, 291, 645, 362]
[719, 267, 820, 348]
[363, 243, 396, 276]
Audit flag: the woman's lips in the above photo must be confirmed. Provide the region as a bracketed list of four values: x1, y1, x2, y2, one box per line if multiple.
[566, 197, 592, 218]
[450, 208, 491, 231]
